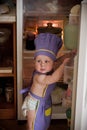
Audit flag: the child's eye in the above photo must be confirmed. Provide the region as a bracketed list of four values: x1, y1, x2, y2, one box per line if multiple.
[45, 60, 49, 63]
[36, 60, 41, 63]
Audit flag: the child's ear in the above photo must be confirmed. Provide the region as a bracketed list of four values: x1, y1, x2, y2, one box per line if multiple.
[54, 61, 58, 70]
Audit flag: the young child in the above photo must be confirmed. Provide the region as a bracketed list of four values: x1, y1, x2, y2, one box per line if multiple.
[22, 33, 72, 130]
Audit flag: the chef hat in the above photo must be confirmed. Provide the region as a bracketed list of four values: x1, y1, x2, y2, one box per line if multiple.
[34, 33, 62, 61]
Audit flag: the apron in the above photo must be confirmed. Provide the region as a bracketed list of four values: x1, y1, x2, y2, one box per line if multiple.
[30, 82, 56, 130]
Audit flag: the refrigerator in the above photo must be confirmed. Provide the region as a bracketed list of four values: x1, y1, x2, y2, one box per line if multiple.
[16, 0, 87, 130]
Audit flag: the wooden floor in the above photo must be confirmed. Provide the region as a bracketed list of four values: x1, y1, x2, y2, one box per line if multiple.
[0, 119, 68, 130]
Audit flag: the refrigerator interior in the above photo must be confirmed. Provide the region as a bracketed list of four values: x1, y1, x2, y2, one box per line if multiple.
[17, 0, 82, 127]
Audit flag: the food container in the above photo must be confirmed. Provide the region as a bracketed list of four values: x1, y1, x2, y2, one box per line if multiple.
[5, 87, 13, 103]
[64, 66, 74, 84]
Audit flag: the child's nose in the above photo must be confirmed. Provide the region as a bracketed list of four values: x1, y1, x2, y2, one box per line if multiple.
[41, 61, 45, 66]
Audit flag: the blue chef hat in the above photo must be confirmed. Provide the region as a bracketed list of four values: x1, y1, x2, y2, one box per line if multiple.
[34, 33, 62, 61]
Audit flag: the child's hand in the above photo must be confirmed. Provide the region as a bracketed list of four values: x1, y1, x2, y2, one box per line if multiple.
[63, 58, 70, 66]
[68, 49, 77, 58]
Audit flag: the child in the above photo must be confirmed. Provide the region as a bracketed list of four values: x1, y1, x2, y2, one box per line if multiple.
[22, 33, 73, 130]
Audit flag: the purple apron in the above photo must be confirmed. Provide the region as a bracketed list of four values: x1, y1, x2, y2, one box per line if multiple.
[29, 82, 56, 130]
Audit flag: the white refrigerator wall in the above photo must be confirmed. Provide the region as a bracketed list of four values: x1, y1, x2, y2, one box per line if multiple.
[74, 1, 87, 130]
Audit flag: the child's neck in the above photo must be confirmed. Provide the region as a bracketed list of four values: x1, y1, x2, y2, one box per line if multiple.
[35, 69, 54, 75]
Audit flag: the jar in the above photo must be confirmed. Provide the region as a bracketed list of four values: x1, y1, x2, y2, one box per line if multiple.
[26, 33, 35, 50]
[37, 23, 62, 38]
[5, 87, 13, 103]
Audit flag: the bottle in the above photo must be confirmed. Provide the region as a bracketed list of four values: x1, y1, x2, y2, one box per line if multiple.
[64, 14, 79, 50]
[5, 86, 13, 103]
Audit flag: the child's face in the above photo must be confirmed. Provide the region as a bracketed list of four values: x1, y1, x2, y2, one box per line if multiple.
[35, 55, 54, 73]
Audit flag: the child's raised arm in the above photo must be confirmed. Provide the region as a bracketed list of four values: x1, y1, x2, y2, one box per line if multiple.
[44, 58, 70, 84]
[35, 58, 70, 85]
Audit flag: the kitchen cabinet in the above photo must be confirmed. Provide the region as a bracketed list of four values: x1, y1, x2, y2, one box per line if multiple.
[0, 8, 17, 119]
